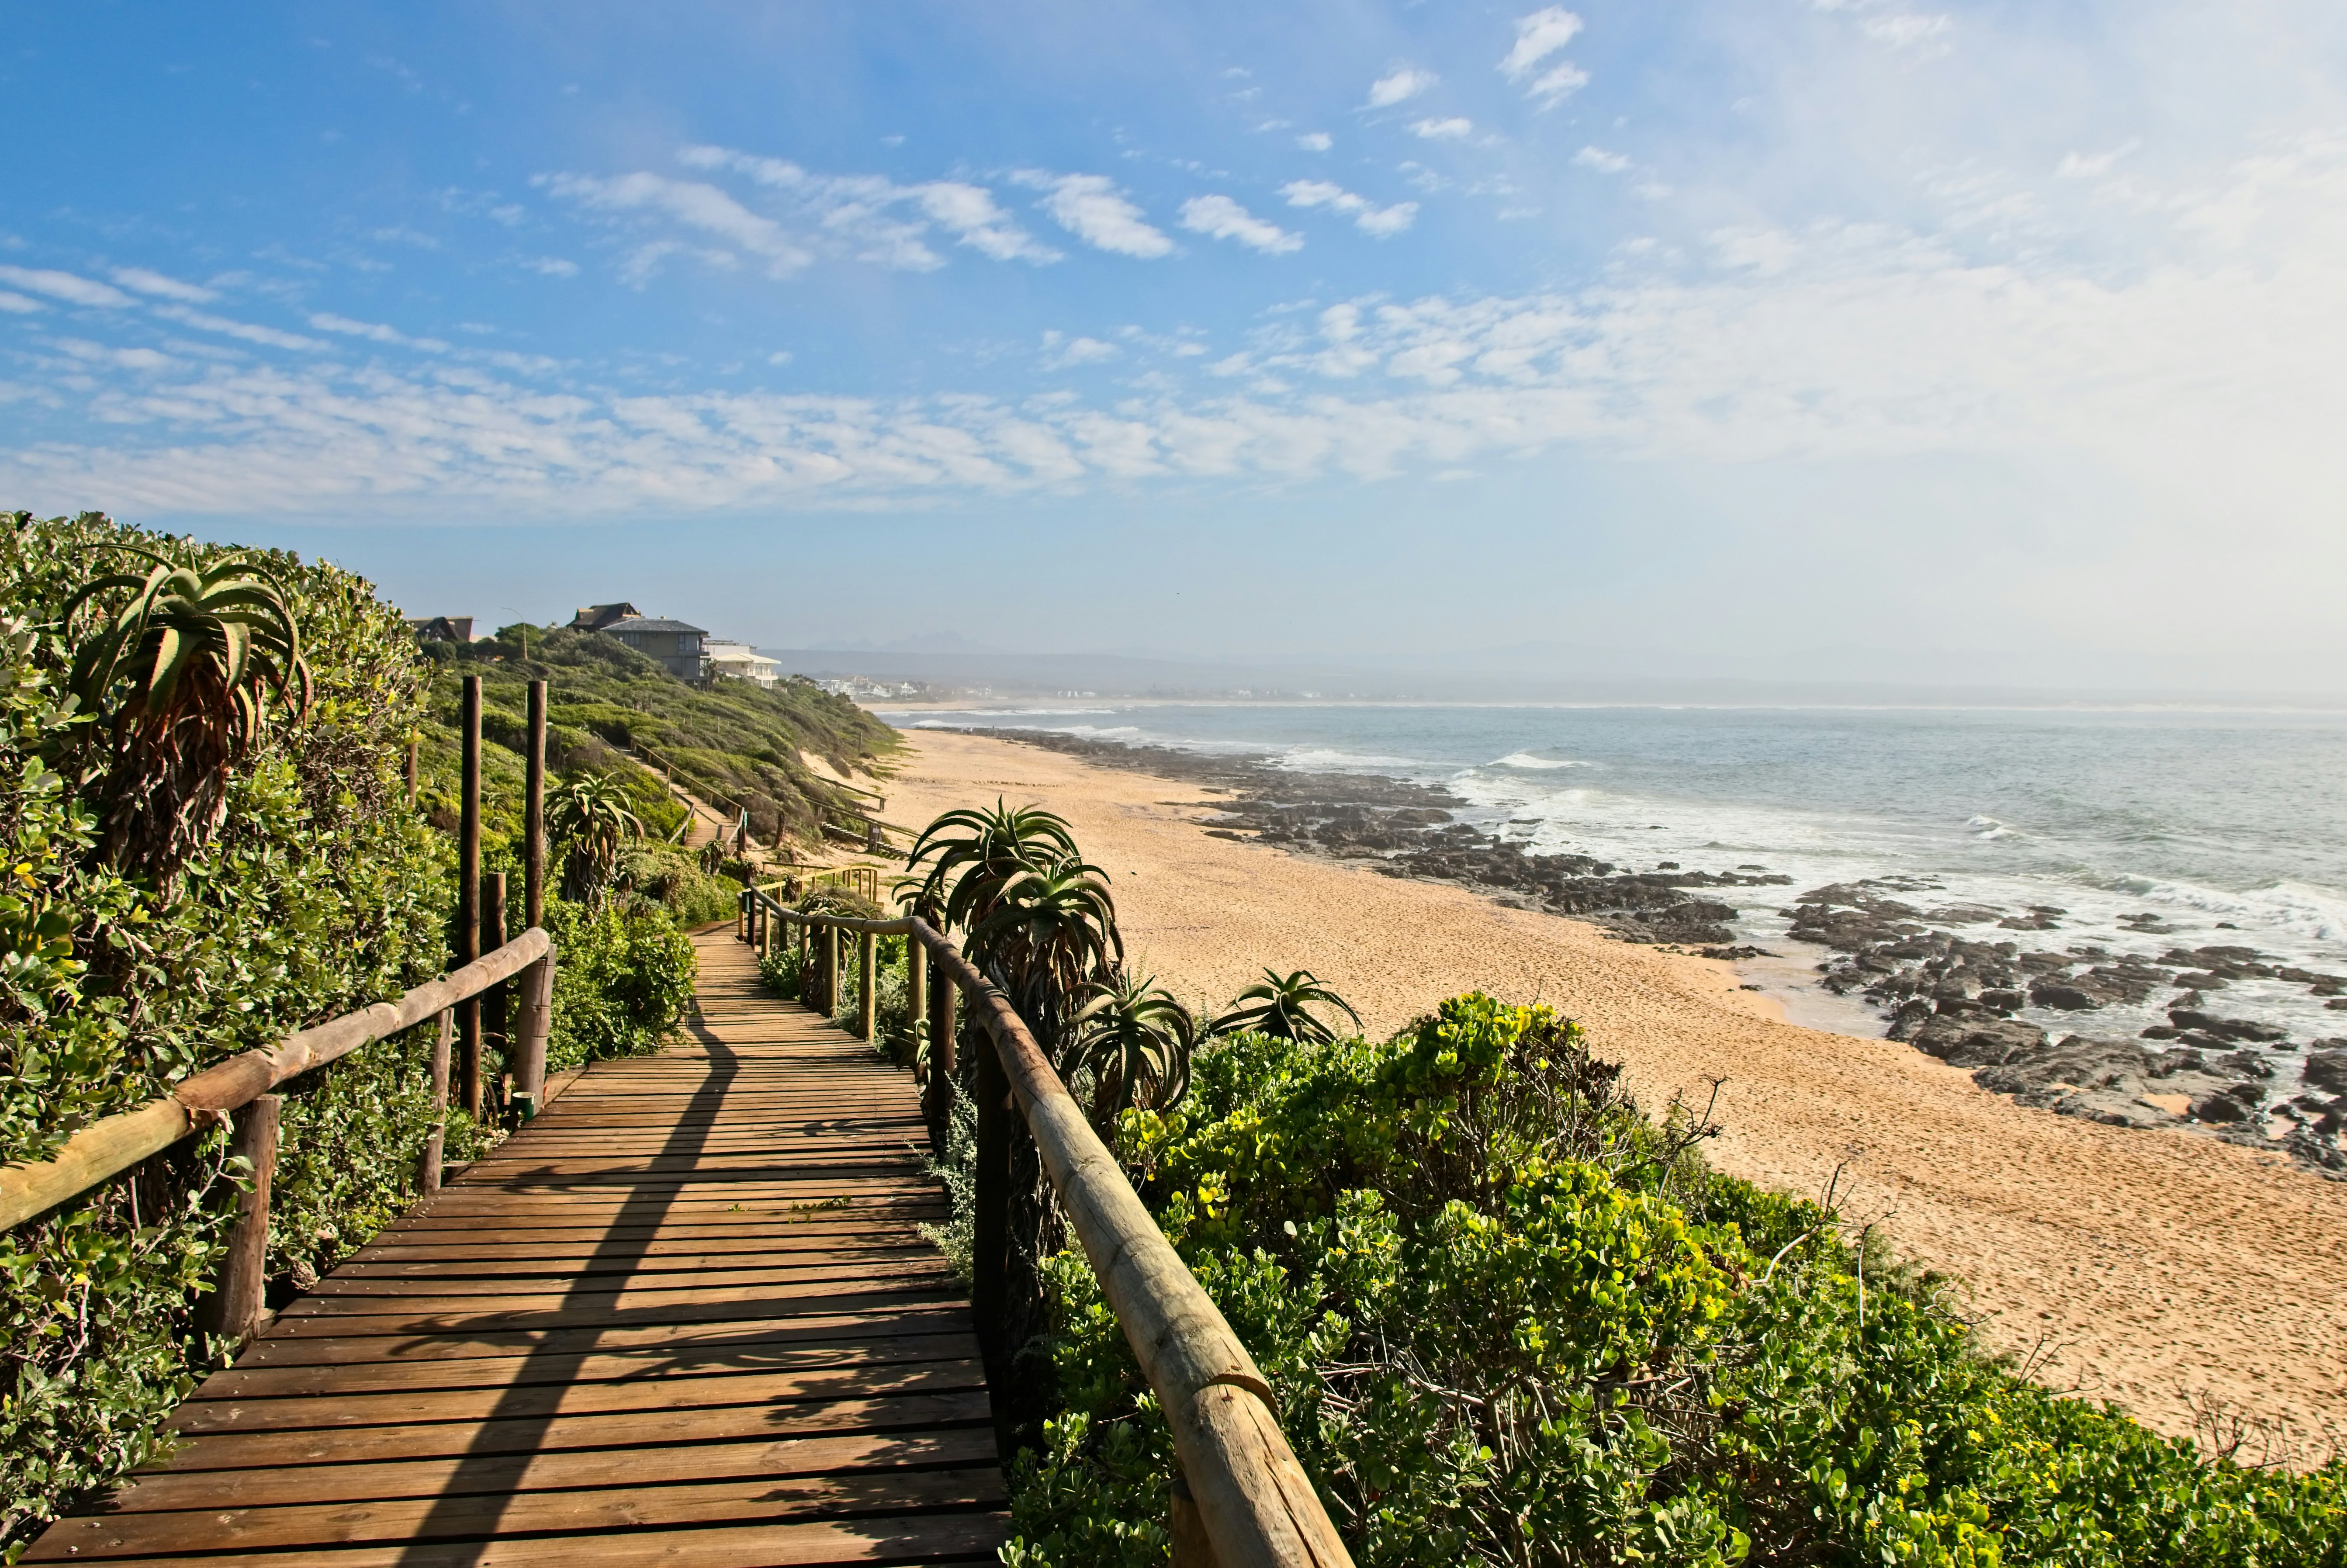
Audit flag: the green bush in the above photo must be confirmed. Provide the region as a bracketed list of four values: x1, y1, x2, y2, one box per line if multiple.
[541, 897, 696, 1073]
[0, 512, 451, 1551]
[1004, 994, 2347, 1568]
[614, 845, 740, 928]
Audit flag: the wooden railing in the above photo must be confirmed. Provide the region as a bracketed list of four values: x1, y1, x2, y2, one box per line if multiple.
[741, 886, 1354, 1568]
[3, 673, 560, 1351]
[0, 927, 555, 1342]
[756, 864, 883, 904]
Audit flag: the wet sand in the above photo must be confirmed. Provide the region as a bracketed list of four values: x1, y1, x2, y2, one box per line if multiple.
[879, 726, 2347, 1450]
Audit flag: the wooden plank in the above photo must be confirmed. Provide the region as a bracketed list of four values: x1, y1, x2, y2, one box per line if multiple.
[24, 1512, 1011, 1566]
[171, 1359, 985, 1433]
[95, 1429, 999, 1513]
[32, 1468, 1006, 1557]
[199, 1332, 983, 1399]
[23, 932, 999, 1565]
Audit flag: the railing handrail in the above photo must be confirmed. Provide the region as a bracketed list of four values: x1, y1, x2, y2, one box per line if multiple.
[0, 927, 552, 1232]
[745, 888, 1353, 1568]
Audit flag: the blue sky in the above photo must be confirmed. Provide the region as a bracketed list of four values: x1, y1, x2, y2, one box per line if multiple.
[5, 1, 2345, 689]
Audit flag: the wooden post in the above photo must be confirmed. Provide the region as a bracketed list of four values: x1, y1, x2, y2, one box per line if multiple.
[858, 931, 877, 1042]
[1170, 1472, 1220, 1568]
[197, 1094, 280, 1348]
[923, 958, 956, 1156]
[525, 679, 546, 929]
[458, 676, 482, 1122]
[513, 942, 555, 1119]
[907, 941, 927, 1068]
[480, 871, 507, 1120]
[819, 924, 839, 1017]
[972, 1030, 1012, 1423]
[421, 1008, 451, 1194]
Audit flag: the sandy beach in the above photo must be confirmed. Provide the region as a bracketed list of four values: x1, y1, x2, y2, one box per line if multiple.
[877, 726, 2347, 1450]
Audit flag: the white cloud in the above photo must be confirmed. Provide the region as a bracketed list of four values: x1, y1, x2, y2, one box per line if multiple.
[1281, 180, 1419, 237]
[308, 312, 451, 352]
[1366, 68, 1437, 108]
[0, 291, 42, 314]
[109, 267, 217, 303]
[1411, 117, 1474, 141]
[1042, 331, 1121, 368]
[914, 183, 1062, 263]
[2058, 142, 2139, 179]
[678, 145, 805, 188]
[1016, 173, 1174, 259]
[1177, 195, 1303, 255]
[767, 350, 793, 366]
[1527, 61, 1590, 105]
[523, 256, 581, 277]
[672, 147, 1058, 270]
[1501, 8, 1591, 106]
[541, 171, 813, 277]
[1297, 132, 1333, 152]
[1573, 145, 1632, 173]
[1862, 13, 1952, 48]
[0, 266, 133, 308]
[150, 304, 327, 351]
[1500, 9, 1584, 78]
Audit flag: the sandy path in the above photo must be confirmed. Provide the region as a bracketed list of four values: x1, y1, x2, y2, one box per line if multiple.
[884, 727, 2347, 1449]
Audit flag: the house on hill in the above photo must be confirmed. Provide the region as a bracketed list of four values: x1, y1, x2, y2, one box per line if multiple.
[568, 602, 640, 632]
[599, 616, 709, 681]
[406, 615, 475, 643]
[705, 640, 781, 688]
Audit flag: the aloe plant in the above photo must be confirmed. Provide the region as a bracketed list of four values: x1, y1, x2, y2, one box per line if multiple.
[59, 546, 309, 882]
[1068, 970, 1194, 1132]
[1210, 967, 1362, 1044]
[549, 772, 644, 905]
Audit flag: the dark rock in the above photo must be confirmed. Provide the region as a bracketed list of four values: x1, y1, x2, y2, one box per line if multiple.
[1914, 1014, 2046, 1067]
[2030, 980, 2108, 1011]
[2139, 1025, 2180, 1040]
[2167, 1009, 2288, 1044]
[1979, 988, 2025, 1013]
[2303, 1050, 2347, 1095]
[1887, 999, 1935, 1042]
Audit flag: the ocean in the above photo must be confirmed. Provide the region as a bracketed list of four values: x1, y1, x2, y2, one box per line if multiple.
[882, 702, 2347, 1052]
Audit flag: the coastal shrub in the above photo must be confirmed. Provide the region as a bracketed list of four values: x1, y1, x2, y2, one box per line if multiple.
[1003, 993, 2347, 1568]
[0, 512, 450, 1552]
[540, 896, 696, 1073]
[614, 844, 740, 927]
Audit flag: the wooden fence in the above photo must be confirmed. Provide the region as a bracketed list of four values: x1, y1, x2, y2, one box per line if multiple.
[0, 675, 558, 1349]
[741, 885, 1355, 1568]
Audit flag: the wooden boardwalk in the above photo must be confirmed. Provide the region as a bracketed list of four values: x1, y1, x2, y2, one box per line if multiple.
[27, 931, 1006, 1565]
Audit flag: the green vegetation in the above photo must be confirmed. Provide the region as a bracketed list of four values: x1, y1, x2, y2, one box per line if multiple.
[0, 512, 712, 1556]
[1002, 994, 2347, 1567]
[415, 622, 894, 851]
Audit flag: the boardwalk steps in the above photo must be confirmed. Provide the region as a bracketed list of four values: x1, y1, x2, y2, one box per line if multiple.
[25, 931, 1007, 1565]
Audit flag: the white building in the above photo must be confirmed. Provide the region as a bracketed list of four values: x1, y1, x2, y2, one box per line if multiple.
[704, 640, 781, 688]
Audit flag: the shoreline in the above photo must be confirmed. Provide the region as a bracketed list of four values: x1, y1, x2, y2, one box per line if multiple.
[879, 725, 2347, 1451]
[895, 722, 2346, 1182]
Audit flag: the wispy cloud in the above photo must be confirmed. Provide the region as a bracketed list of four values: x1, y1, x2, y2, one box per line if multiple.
[913, 183, 1063, 263]
[151, 304, 327, 351]
[1863, 13, 1952, 48]
[109, 267, 217, 303]
[1042, 330, 1120, 368]
[540, 171, 814, 277]
[1016, 173, 1174, 259]
[0, 291, 41, 314]
[1296, 132, 1333, 152]
[308, 312, 450, 352]
[0, 266, 134, 308]
[1500, 7, 1590, 106]
[1366, 67, 1437, 108]
[1411, 117, 1474, 141]
[1178, 195, 1303, 254]
[1281, 180, 1418, 237]
[1572, 146, 1631, 173]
